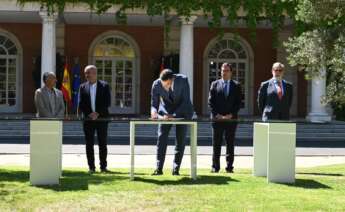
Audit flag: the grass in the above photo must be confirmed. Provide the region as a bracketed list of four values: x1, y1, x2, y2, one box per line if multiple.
[0, 165, 345, 211]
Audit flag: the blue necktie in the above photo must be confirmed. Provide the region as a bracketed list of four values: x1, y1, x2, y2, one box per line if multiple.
[168, 88, 174, 102]
[224, 81, 229, 97]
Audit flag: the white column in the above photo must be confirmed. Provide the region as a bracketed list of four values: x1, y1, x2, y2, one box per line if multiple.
[179, 16, 197, 102]
[39, 11, 58, 87]
[307, 69, 332, 123]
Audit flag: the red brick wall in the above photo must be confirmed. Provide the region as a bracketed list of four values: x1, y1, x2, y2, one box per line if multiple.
[0, 23, 42, 113]
[0, 23, 308, 116]
[65, 25, 164, 114]
[297, 70, 308, 116]
[194, 28, 277, 115]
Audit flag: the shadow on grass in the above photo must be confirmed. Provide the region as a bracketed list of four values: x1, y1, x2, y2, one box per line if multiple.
[133, 175, 239, 185]
[0, 169, 129, 192]
[297, 172, 344, 177]
[0, 183, 13, 197]
[280, 179, 332, 189]
[0, 169, 29, 183]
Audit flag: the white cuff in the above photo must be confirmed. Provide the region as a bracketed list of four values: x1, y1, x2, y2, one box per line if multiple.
[151, 107, 158, 114]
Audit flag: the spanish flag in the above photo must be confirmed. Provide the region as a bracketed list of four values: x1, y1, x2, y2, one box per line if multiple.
[61, 62, 72, 111]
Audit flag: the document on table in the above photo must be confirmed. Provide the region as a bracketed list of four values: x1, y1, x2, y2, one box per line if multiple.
[150, 116, 184, 121]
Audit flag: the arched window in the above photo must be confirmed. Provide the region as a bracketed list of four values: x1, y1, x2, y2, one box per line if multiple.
[90, 33, 138, 114]
[93, 36, 135, 58]
[206, 37, 250, 113]
[0, 34, 19, 109]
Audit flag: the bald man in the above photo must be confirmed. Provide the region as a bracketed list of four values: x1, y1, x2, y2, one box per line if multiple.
[78, 65, 111, 173]
[34, 72, 65, 118]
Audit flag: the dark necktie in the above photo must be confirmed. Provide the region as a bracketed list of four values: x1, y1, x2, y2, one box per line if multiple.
[224, 81, 229, 97]
[168, 88, 174, 102]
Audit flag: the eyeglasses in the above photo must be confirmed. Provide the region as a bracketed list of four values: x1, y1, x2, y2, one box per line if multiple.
[273, 69, 283, 72]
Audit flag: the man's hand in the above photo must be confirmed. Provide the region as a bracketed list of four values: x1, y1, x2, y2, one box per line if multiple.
[151, 111, 158, 119]
[88, 112, 99, 120]
[163, 114, 174, 120]
[214, 114, 233, 120]
[224, 114, 233, 119]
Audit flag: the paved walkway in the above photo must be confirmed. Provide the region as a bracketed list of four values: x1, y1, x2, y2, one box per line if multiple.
[0, 144, 344, 170]
[1, 154, 345, 169]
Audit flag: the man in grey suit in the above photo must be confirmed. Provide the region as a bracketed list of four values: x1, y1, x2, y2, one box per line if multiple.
[257, 62, 293, 121]
[34, 72, 65, 118]
[151, 69, 194, 176]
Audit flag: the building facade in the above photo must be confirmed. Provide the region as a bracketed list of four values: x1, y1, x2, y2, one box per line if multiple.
[0, 1, 331, 120]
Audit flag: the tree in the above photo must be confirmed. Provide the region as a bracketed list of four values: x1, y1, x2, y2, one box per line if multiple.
[284, 0, 345, 115]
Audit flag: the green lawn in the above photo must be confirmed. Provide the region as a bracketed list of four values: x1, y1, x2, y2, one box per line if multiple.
[0, 165, 345, 211]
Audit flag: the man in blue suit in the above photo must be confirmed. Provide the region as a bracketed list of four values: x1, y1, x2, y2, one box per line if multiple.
[257, 62, 293, 121]
[150, 69, 194, 175]
[208, 63, 242, 173]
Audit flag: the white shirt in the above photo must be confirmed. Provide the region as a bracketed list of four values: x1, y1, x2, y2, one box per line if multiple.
[221, 79, 230, 86]
[272, 78, 284, 95]
[47, 88, 56, 115]
[89, 82, 97, 112]
[42, 86, 57, 116]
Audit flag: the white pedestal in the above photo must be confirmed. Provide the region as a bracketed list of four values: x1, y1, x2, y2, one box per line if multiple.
[30, 120, 62, 185]
[253, 122, 296, 183]
[130, 120, 198, 180]
[253, 123, 269, 177]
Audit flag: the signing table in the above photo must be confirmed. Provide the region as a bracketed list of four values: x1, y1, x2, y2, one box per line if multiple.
[129, 119, 198, 180]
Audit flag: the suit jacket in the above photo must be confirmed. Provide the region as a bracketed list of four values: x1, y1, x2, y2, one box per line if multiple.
[257, 78, 293, 121]
[34, 86, 65, 118]
[208, 79, 242, 119]
[151, 74, 194, 119]
[78, 80, 111, 119]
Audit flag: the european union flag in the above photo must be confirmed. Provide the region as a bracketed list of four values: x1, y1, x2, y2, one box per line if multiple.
[72, 63, 81, 113]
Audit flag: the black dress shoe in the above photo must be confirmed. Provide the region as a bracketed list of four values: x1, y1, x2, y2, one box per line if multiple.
[172, 170, 180, 176]
[225, 168, 234, 173]
[152, 169, 163, 175]
[101, 168, 111, 173]
[88, 169, 96, 174]
[211, 168, 220, 173]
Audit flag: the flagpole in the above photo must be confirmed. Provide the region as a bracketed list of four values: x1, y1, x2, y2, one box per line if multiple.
[76, 87, 81, 119]
[65, 100, 68, 117]
[61, 56, 72, 118]
[65, 56, 68, 117]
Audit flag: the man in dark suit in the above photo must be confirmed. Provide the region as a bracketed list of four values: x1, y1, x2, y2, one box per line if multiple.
[78, 65, 111, 173]
[150, 69, 194, 176]
[257, 62, 293, 121]
[208, 63, 242, 173]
